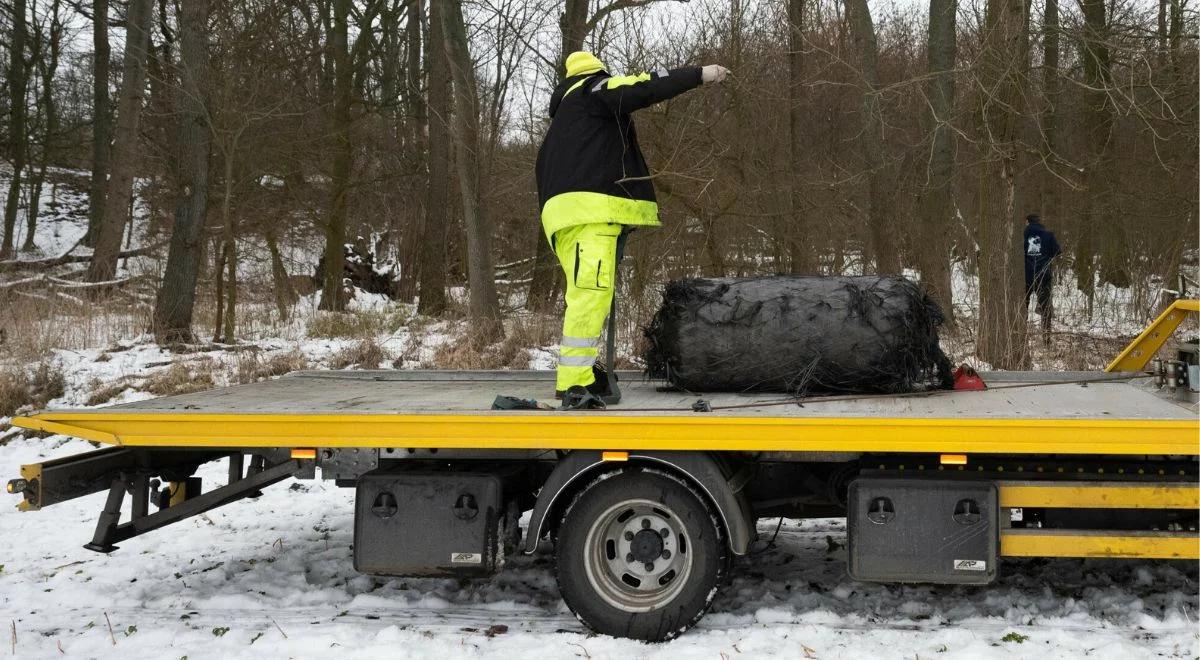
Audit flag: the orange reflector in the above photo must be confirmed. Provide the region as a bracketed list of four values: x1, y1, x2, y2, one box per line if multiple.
[601, 451, 629, 462]
[290, 448, 317, 460]
[940, 454, 968, 465]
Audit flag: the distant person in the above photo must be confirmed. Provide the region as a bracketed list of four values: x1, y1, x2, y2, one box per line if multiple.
[1024, 214, 1061, 335]
[536, 52, 729, 406]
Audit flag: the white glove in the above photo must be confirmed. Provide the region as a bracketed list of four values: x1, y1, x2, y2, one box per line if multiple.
[701, 64, 729, 84]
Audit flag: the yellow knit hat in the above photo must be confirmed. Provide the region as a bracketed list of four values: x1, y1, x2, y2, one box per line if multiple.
[565, 51, 606, 78]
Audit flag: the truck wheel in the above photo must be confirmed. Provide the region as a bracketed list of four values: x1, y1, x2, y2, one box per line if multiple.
[555, 469, 727, 641]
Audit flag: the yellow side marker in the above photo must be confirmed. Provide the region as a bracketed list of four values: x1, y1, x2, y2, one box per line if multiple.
[940, 454, 968, 465]
[601, 451, 629, 462]
[290, 448, 317, 460]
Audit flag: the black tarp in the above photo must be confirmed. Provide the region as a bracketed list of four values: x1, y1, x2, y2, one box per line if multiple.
[643, 276, 954, 394]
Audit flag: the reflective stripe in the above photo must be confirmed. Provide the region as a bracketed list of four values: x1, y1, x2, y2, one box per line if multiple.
[591, 78, 608, 93]
[559, 355, 597, 367]
[562, 77, 590, 100]
[605, 72, 651, 89]
[561, 335, 600, 349]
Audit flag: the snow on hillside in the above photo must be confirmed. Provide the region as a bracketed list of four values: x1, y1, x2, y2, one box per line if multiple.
[1, 437, 1196, 660]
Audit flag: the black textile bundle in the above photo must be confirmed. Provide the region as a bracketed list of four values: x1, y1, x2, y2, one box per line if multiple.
[642, 276, 954, 394]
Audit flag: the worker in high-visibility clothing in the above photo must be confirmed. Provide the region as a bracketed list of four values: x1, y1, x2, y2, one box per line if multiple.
[536, 52, 728, 403]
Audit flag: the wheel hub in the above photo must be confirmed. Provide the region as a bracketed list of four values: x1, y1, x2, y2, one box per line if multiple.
[630, 529, 664, 562]
[583, 499, 694, 613]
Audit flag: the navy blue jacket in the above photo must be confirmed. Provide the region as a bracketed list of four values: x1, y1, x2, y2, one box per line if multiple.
[1024, 222, 1061, 286]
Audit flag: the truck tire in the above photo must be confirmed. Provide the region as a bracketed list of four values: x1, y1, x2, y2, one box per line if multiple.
[555, 468, 727, 641]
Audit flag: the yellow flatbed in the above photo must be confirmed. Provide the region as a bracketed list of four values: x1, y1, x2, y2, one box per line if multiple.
[13, 370, 1198, 455]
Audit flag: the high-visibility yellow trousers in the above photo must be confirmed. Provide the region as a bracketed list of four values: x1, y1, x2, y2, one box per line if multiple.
[552, 222, 621, 391]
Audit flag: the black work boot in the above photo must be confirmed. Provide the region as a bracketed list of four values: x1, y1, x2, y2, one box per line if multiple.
[559, 385, 606, 410]
[555, 364, 614, 400]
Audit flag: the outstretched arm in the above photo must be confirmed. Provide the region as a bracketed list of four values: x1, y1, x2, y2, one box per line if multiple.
[589, 65, 727, 114]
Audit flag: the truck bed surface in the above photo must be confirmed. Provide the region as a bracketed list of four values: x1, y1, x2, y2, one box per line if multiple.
[15, 371, 1197, 455]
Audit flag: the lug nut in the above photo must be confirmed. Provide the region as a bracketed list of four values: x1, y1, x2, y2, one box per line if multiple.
[644, 562, 654, 572]
[642, 518, 651, 529]
[624, 531, 633, 541]
[660, 528, 669, 538]
[661, 550, 671, 559]
[626, 553, 634, 563]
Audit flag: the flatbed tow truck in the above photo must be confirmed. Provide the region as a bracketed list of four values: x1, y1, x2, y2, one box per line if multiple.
[7, 300, 1199, 641]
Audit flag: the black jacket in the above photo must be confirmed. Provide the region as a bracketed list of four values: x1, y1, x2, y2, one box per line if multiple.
[1024, 222, 1061, 285]
[535, 67, 703, 241]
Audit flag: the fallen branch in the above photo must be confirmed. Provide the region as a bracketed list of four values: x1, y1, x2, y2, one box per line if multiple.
[0, 242, 164, 273]
[0, 273, 148, 292]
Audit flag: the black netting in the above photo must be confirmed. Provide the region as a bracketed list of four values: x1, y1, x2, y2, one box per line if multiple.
[643, 276, 954, 395]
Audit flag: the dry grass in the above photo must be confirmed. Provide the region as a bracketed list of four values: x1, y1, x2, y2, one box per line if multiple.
[329, 339, 390, 369]
[84, 377, 136, 406]
[235, 350, 310, 384]
[307, 308, 409, 339]
[143, 361, 216, 397]
[0, 362, 66, 417]
[429, 315, 557, 370]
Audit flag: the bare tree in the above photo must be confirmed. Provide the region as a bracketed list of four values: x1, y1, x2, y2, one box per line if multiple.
[843, 0, 895, 275]
[975, 0, 1031, 368]
[786, 0, 815, 274]
[86, 0, 153, 283]
[443, 0, 504, 340]
[918, 0, 958, 323]
[1, 0, 30, 258]
[419, 0, 450, 315]
[152, 0, 210, 343]
[396, 0, 425, 302]
[24, 0, 65, 253]
[85, 0, 109, 248]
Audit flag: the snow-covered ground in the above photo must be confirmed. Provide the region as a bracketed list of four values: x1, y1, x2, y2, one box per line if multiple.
[2, 438, 1196, 659]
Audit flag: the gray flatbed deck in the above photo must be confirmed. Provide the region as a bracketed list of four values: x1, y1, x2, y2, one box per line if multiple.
[96, 370, 1196, 420]
[15, 371, 1197, 455]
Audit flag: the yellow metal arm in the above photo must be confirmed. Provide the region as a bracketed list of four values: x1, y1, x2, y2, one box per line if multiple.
[1105, 299, 1199, 372]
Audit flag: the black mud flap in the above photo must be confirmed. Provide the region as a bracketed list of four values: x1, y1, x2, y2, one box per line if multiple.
[847, 478, 998, 584]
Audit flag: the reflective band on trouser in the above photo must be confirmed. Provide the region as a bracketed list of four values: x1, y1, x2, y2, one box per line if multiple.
[553, 224, 617, 392]
[558, 355, 597, 367]
[561, 335, 600, 349]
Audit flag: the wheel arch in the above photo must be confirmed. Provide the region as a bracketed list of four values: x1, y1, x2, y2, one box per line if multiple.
[523, 450, 755, 556]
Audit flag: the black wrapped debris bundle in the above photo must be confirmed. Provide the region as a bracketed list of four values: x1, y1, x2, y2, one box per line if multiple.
[643, 276, 954, 394]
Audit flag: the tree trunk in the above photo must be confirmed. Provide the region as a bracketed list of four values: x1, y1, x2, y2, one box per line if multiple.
[396, 0, 425, 302]
[918, 0, 958, 324]
[266, 228, 297, 319]
[443, 0, 504, 341]
[1080, 0, 1123, 289]
[86, 0, 110, 248]
[842, 0, 896, 275]
[1040, 0, 1060, 218]
[86, 0, 153, 283]
[23, 0, 63, 253]
[418, 0, 450, 315]
[220, 154, 237, 342]
[319, 0, 352, 311]
[975, 0, 1031, 369]
[212, 240, 225, 341]
[151, 0, 210, 344]
[786, 0, 815, 274]
[527, 0, 590, 312]
[1, 0, 30, 259]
